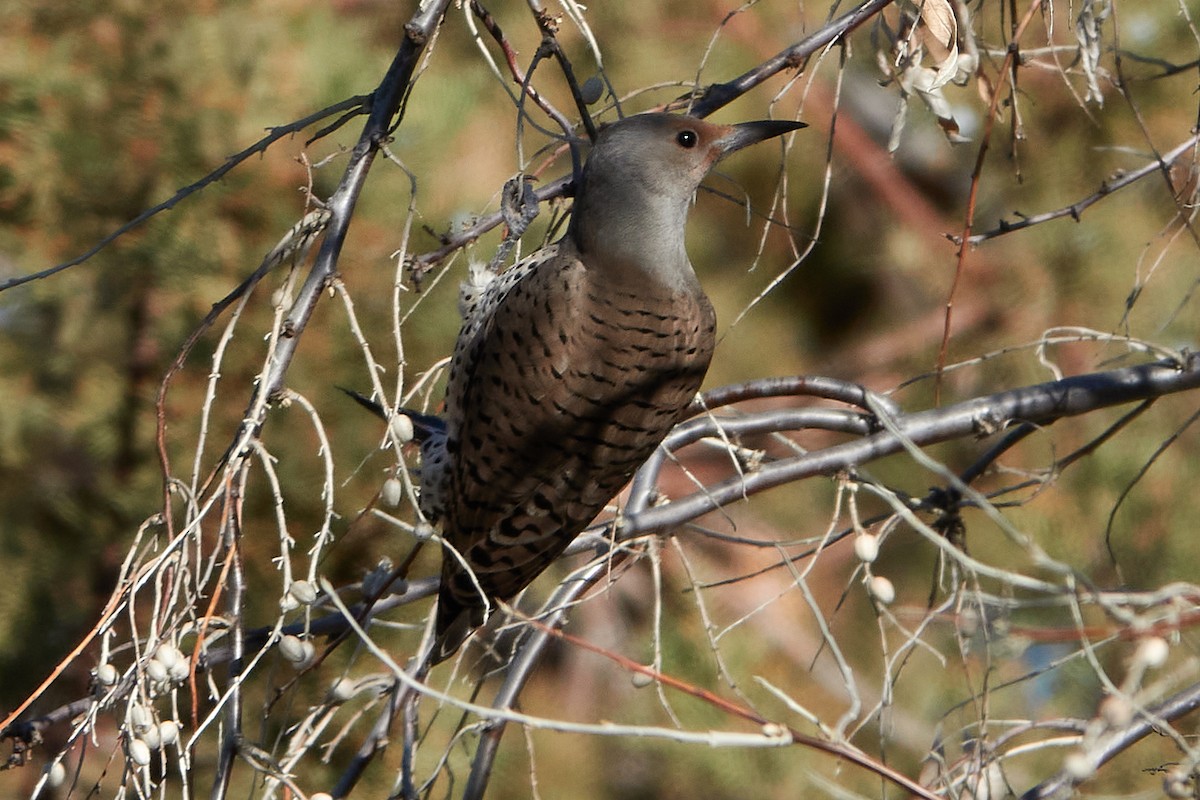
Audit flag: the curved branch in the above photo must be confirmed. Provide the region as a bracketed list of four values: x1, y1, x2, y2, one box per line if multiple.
[964, 132, 1200, 245]
[686, 0, 896, 117]
[628, 357, 1200, 535]
[463, 356, 1200, 795]
[1020, 680, 1200, 799]
[8, 358, 1198, 784]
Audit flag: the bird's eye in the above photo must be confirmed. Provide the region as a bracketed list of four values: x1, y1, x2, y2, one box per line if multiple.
[676, 130, 698, 148]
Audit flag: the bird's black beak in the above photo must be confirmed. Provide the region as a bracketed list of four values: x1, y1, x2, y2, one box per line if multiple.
[715, 119, 807, 158]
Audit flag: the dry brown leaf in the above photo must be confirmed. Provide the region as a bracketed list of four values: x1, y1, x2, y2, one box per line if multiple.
[915, 0, 960, 90]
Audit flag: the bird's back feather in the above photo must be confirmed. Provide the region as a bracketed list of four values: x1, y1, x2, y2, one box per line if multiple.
[432, 238, 715, 660]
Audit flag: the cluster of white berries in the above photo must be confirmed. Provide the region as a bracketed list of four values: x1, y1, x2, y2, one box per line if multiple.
[67, 580, 345, 791]
[80, 642, 188, 784]
[281, 578, 320, 611]
[279, 634, 317, 668]
[278, 579, 323, 667]
[125, 700, 181, 766]
[853, 532, 896, 606]
[94, 642, 189, 695]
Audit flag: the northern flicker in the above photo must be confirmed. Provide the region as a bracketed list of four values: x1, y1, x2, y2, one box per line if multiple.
[421, 112, 803, 662]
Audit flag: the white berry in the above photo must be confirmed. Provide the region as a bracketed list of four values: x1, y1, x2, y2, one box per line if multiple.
[145, 659, 168, 684]
[128, 704, 153, 734]
[288, 580, 318, 605]
[44, 761, 66, 788]
[390, 415, 414, 445]
[127, 737, 152, 767]
[329, 678, 357, 702]
[853, 534, 880, 563]
[1063, 751, 1093, 780]
[868, 575, 895, 605]
[95, 663, 119, 687]
[158, 720, 180, 747]
[153, 644, 182, 670]
[1134, 637, 1169, 669]
[381, 478, 404, 508]
[168, 659, 190, 683]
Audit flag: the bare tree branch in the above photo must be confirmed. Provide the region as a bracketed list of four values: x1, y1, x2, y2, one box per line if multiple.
[964, 132, 1200, 245]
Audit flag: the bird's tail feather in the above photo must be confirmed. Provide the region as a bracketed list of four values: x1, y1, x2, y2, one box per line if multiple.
[337, 387, 446, 444]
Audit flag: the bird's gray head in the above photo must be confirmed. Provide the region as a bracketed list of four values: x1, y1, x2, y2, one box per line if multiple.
[569, 113, 804, 284]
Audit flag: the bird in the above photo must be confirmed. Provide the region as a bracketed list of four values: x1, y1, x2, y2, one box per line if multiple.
[421, 112, 803, 662]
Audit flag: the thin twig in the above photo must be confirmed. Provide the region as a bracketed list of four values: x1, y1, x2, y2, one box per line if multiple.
[938, 0, 1045, 392]
[0, 98, 365, 293]
[963, 132, 1200, 244]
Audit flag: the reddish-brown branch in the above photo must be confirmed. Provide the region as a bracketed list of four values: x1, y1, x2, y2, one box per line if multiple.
[939, 0, 1045, 396]
[524, 616, 942, 800]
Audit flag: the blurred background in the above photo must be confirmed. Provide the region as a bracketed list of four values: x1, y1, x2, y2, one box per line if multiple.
[1, 0, 1198, 797]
